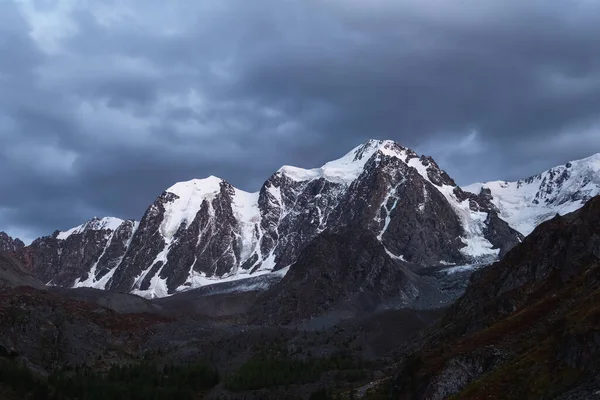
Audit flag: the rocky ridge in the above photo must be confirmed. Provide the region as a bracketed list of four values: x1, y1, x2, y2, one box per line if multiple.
[464, 152, 600, 235]
[15, 140, 523, 298]
[0, 232, 24, 253]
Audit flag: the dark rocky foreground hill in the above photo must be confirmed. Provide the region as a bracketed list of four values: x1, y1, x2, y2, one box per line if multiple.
[251, 228, 453, 326]
[379, 195, 600, 399]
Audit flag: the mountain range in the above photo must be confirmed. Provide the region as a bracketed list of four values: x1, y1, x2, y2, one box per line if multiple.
[3, 139, 600, 300]
[2, 140, 600, 399]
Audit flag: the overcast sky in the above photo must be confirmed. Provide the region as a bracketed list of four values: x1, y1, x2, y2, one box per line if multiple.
[2, 0, 600, 243]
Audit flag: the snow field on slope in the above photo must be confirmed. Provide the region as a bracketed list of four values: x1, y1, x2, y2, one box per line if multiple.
[232, 189, 261, 263]
[161, 176, 222, 240]
[463, 153, 600, 236]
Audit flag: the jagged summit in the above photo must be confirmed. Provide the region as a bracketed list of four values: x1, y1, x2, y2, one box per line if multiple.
[277, 139, 413, 184]
[464, 152, 600, 235]
[0, 232, 25, 253]
[56, 217, 126, 240]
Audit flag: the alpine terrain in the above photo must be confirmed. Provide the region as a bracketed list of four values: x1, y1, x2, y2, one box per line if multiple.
[464, 153, 600, 235]
[16, 139, 525, 298]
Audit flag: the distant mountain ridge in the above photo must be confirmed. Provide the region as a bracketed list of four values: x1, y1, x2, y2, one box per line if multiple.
[10, 139, 524, 298]
[0, 232, 25, 253]
[464, 153, 600, 235]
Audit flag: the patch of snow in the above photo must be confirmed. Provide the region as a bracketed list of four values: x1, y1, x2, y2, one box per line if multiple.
[385, 247, 406, 261]
[174, 264, 290, 294]
[407, 157, 431, 181]
[132, 236, 173, 294]
[132, 266, 169, 299]
[462, 182, 483, 194]
[439, 260, 456, 266]
[73, 230, 115, 289]
[256, 250, 278, 273]
[277, 166, 322, 181]
[418, 186, 428, 212]
[377, 183, 402, 240]
[443, 264, 478, 274]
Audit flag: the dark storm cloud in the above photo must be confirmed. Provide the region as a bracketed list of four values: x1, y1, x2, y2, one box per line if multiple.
[2, 0, 600, 242]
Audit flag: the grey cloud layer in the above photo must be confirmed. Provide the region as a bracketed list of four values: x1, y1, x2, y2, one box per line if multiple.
[1, 0, 600, 241]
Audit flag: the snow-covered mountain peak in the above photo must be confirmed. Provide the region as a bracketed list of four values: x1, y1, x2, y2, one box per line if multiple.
[351, 139, 395, 159]
[580, 152, 600, 166]
[278, 139, 414, 184]
[56, 217, 125, 240]
[160, 176, 229, 240]
[166, 175, 224, 197]
[464, 152, 600, 236]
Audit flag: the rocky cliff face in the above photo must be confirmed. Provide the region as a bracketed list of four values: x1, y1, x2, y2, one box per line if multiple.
[0, 232, 24, 253]
[17, 140, 524, 298]
[17, 218, 138, 287]
[250, 228, 451, 325]
[388, 195, 600, 400]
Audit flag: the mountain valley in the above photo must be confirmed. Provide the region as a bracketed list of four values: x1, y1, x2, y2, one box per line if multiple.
[1, 139, 600, 399]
